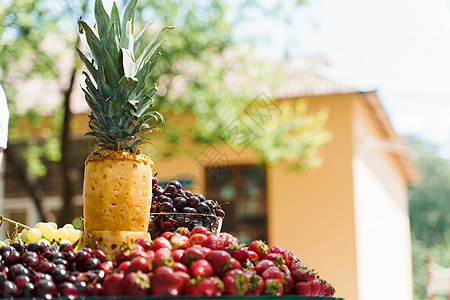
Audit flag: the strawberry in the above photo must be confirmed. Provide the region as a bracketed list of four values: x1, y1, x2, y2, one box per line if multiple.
[144, 250, 155, 262]
[125, 257, 152, 274]
[182, 247, 206, 267]
[153, 247, 175, 268]
[162, 231, 175, 240]
[134, 236, 152, 251]
[295, 281, 311, 296]
[128, 248, 148, 261]
[152, 266, 190, 296]
[173, 262, 188, 273]
[189, 234, 207, 246]
[175, 227, 190, 237]
[283, 272, 294, 294]
[268, 245, 295, 266]
[184, 276, 223, 296]
[242, 259, 256, 271]
[226, 245, 251, 265]
[199, 246, 212, 257]
[265, 278, 283, 296]
[121, 271, 150, 296]
[170, 234, 189, 250]
[248, 240, 268, 260]
[264, 253, 285, 268]
[172, 249, 185, 263]
[247, 250, 259, 264]
[322, 280, 335, 296]
[115, 243, 145, 265]
[262, 266, 283, 282]
[222, 269, 249, 295]
[206, 250, 241, 277]
[189, 259, 213, 277]
[100, 261, 114, 273]
[190, 226, 211, 236]
[103, 273, 124, 295]
[290, 262, 315, 283]
[151, 237, 173, 251]
[118, 261, 132, 273]
[310, 278, 321, 296]
[243, 270, 265, 295]
[217, 232, 240, 248]
[201, 235, 225, 250]
[254, 259, 276, 275]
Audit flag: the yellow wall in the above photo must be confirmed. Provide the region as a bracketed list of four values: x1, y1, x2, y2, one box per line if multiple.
[267, 95, 358, 300]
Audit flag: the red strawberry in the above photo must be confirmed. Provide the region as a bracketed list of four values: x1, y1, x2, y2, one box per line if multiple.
[262, 266, 283, 282]
[170, 234, 189, 250]
[283, 272, 294, 294]
[125, 257, 152, 274]
[199, 246, 212, 257]
[201, 235, 225, 250]
[322, 280, 335, 296]
[190, 226, 210, 236]
[121, 271, 151, 295]
[182, 247, 206, 267]
[243, 270, 265, 295]
[248, 240, 268, 260]
[222, 269, 249, 295]
[268, 246, 295, 266]
[226, 246, 251, 265]
[290, 262, 315, 283]
[134, 236, 152, 251]
[242, 259, 256, 271]
[151, 237, 173, 251]
[247, 250, 259, 264]
[265, 253, 285, 268]
[153, 247, 175, 268]
[310, 278, 321, 296]
[206, 250, 241, 277]
[103, 273, 124, 295]
[172, 262, 187, 273]
[144, 250, 155, 262]
[189, 234, 207, 246]
[115, 243, 145, 265]
[172, 249, 185, 263]
[118, 261, 132, 273]
[217, 233, 239, 247]
[295, 281, 311, 295]
[265, 278, 283, 296]
[175, 227, 190, 237]
[254, 259, 276, 275]
[100, 261, 114, 273]
[162, 231, 175, 240]
[152, 266, 190, 296]
[189, 259, 213, 277]
[184, 276, 223, 296]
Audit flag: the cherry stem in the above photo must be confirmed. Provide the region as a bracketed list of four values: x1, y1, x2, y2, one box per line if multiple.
[0, 216, 31, 231]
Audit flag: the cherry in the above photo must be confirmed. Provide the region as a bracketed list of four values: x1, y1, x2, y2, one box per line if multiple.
[2, 250, 21, 266]
[11, 242, 25, 255]
[216, 209, 226, 219]
[46, 251, 64, 262]
[53, 258, 68, 269]
[18, 282, 34, 297]
[0, 246, 15, 256]
[183, 207, 197, 214]
[168, 180, 182, 189]
[27, 242, 46, 254]
[154, 186, 165, 196]
[173, 197, 187, 211]
[0, 280, 18, 298]
[196, 202, 211, 214]
[151, 204, 157, 213]
[36, 260, 56, 273]
[84, 257, 101, 271]
[184, 190, 194, 197]
[34, 279, 57, 299]
[157, 195, 173, 204]
[158, 202, 175, 213]
[52, 267, 69, 284]
[187, 195, 200, 207]
[152, 177, 159, 186]
[195, 193, 206, 202]
[9, 263, 30, 280]
[59, 243, 73, 253]
[165, 185, 178, 196]
[57, 282, 78, 298]
[14, 275, 30, 289]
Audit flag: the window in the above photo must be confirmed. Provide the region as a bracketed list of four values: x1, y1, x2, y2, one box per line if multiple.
[205, 164, 267, 245]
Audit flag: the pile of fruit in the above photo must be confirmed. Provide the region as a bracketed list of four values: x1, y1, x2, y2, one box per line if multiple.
[0, 224, 335, 298]
[150, 178, 225, 236]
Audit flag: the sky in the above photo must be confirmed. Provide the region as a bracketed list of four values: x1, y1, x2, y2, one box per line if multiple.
[234, 0, 450, 156]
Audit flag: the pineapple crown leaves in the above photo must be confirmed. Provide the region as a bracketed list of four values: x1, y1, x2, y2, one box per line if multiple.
[76, 0, 174, 152]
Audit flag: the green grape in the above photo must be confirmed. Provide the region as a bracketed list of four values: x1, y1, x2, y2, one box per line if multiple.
[49, 222, 58, 230]
[59, 238, 71, 244]
[63, 224, 74, 230]
[67, 228, 81, 243]
[54, 228, 69, 242]
[20, 230, 29, 243]
[34, 222, 43, 229]
[3, 239, 11, 245]
[27, 228, 42, 242]
[0, 241, 6, 247]
[39, 223, 56, 241]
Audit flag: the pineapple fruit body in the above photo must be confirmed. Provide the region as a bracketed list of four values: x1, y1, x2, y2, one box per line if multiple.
[80, 149, 153, 258]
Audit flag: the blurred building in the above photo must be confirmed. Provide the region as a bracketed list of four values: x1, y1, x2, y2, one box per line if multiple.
[1, 57, 419, 300]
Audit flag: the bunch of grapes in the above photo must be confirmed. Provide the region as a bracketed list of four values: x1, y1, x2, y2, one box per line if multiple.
[0, 241, 112, 298]
[150, 178, 226, 237]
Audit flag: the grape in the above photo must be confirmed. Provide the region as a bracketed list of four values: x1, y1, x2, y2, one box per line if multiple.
[48, 222, 58, 230]
[39, 223, 56, 241]
[38, 239, 51, 246]
[59, 239, 71, 245]
[63, 224, 74, 230]
[27, 228, 42, 242]
[54, 228, 69, 242]
[67, 229, 81, 243]
[34, 222, 43, 229]
[0, 241, 6, 248]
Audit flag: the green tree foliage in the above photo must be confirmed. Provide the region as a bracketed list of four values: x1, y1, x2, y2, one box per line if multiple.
[408, 136, 450, 300]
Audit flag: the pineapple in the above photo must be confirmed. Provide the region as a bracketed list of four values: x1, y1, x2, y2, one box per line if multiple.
[77, 0, 173, 258]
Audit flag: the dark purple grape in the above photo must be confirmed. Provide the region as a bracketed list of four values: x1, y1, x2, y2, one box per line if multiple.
[173, 197, 187, 211]
[84, 257, 101, 271]
[157, 195, 173, 204]
[196, 202, 211, 214]
[216, 209, 226, 219]
[154, 186, 165, 196]
[17, 281, 34, 297]
[168, 180, 182, 189]
[36, 260, 55, 274]
[0, 280, 18, 298]
[195, 193, 206, 202]
[9, 264, 29, 280]
[51, 268, 68, 284]
[158, 202, 175, 213]
[183, 190, 194, 197]
[0, 246, 15, 256]
[187, 196, 200, 207]
[14, 275, 30, 289]
[152, 177, 159, 187]
[33, 278, 57, 299]
[165, 185, 178, 197]
[11, 242, 25, 255]
[59, 243, 73, 253]
[2, 250, 21, 266]
[57, 282, 78, 298]
[27, 242, 46, 254]
[183, 207, 197, 214]
[151, 204, 157, 213]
